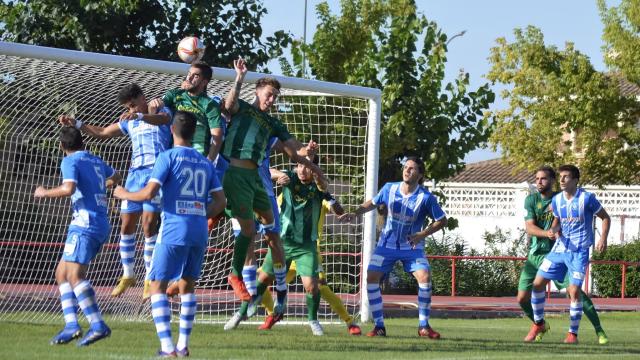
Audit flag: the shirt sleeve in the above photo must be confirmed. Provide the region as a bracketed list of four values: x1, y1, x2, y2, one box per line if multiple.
[371, 183, 389, 206]
[587, 193, 603, 215]
[206, 100, 222, 130]
[424, 193, 446, 221]
[551, 195, 560, 218]
[102, 161, 116, 179]
[149, 152, 171, 185]
[270, 116, 293, 142]
[118, 120, 129, 136]
[524, 195, 535, 221]
[61, 157, 78, 183]
[208, 163, 223, 193]
[162, 89, 176, 111]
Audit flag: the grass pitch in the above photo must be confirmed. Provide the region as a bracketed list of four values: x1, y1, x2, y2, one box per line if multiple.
[1, 313, 639, 359]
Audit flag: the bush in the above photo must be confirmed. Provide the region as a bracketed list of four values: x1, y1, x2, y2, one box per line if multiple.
[591, 237, 640, 297]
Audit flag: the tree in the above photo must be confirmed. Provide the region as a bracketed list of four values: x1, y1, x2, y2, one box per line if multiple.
[487, 26, 640, 186]
[279, 0, 495, 185]
[0, 0, 291, 70]
[599, 0, 640, 85]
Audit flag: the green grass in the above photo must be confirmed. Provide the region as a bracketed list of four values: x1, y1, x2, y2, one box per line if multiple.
[1, 313, 639, 359]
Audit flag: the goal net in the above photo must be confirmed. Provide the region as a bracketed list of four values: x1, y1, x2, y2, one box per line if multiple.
[0, 42, 381, 324]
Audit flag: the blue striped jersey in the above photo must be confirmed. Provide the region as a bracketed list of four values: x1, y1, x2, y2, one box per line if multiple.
[258, 137, 279, 197]
[372, 182, 446, 250]
[61, 150, 115, 235]
[551, 188, 603, 252]
[149, 146, 222, 247]
[118, 106, 172, 170]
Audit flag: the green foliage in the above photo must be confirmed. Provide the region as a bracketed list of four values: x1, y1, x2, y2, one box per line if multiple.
[0, 0, 291, 70]
[280, 0, 495, 185]
[386, 228, 527, 296]
[486, 25, 640, 187]
[599, 0, 640, 85]
[591, 237, 640, 297]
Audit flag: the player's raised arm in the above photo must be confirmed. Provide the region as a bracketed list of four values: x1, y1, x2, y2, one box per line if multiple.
[280, 138, 327, 184]
[119, 109, 171, 126]
[338, 200, 377, 223]
[34, 181, 76, 199]
[225, 57, 248, 116]
[270, 168, 290, 185]
[59, 114, 123, 140]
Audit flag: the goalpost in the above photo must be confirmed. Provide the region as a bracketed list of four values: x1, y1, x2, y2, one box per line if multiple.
[0, 42, 381, 324]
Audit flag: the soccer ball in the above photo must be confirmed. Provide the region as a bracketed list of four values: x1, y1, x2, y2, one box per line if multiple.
[177, 36, 205, 64]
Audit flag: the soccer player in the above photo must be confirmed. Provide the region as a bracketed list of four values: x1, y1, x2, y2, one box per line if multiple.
[222, 58, 326, 312]
[59, 83, 172, 299]
[35, 126, 121, 346]
[519, 166, 607, 344]
[225, 155, 330, 335]
[257, 173, 362, 335]
[340, 157, 447, 338]
[526, 164, 610, 344]
[114, 111, 226, 357]
[152, 61, 223, 161]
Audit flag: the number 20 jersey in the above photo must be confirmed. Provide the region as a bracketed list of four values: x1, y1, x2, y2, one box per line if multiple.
[149, 146, 222, 247]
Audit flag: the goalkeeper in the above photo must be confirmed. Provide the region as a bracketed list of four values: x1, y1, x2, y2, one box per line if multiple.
[256, 169, 362, 335]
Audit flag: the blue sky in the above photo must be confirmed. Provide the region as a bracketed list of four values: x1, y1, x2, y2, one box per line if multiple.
[261, 1, 609, 163]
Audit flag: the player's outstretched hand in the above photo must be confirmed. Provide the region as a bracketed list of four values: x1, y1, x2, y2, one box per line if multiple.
[276, 173, 290, 185]
[58, 115, 75, 127]
[338, 213, 356, 223]
[233, 57, 248, 80]
[148, 98, 164, 113]
[113, 185, 127, 200]
[33, 186, 46, 198]
[306, 140, 319, 156]
[119, 111, 138, 121]
[407, 233, 423, 249]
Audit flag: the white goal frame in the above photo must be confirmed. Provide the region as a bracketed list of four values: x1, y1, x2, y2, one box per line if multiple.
[0, 41, 381, 323]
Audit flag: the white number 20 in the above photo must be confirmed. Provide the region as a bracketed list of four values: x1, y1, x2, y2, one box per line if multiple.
[180, 167, 207, 197]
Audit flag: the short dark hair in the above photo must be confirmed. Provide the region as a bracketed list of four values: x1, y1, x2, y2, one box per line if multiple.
[536, 165, 556, 180]
[256, 77, 281, 91]
[172, 111, 197, 141]
[190, 61, 212, 81]
[60, 126, 83, 151]
[558, 164, 580, 180]
[117, 83, 144, 104]
[404, 156, 425, 174]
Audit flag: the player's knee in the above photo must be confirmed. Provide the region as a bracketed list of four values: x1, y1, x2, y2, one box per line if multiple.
[517, 291, 530, 305]
[141, 214, 158, 237]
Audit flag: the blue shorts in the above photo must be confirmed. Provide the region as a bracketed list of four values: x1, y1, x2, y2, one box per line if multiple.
[367, 247, 430, 274]
[121, 167, 162, 213]
[231, 195, 281, 237]
[62, 228, 108, 265]
[148, 242, 206, 281]
[537, 249, 590, 287]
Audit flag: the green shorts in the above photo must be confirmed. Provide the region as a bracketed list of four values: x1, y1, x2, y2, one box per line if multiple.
[518, 253, 568, 291]
[222, 165, 271, 220]
[262, 243, 319, 278]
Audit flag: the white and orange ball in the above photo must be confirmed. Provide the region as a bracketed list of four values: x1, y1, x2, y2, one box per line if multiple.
[177, 36, 205, 64]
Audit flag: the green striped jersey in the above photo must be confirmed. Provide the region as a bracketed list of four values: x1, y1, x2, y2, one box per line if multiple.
[222, 99, 292, 164]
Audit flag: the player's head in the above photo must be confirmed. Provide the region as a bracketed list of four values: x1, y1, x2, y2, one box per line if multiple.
[558, 164, 580, 193]
[534, 165, 556, 193]
[297, 154, 319, 184]
[117, 83, 146, 113]
[185, 61, 212, 94]
[172, 111, 197, 142]
[59, 126, 84, 152]
[255, 77, 281, 111]
[402, 156, 425, 186]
